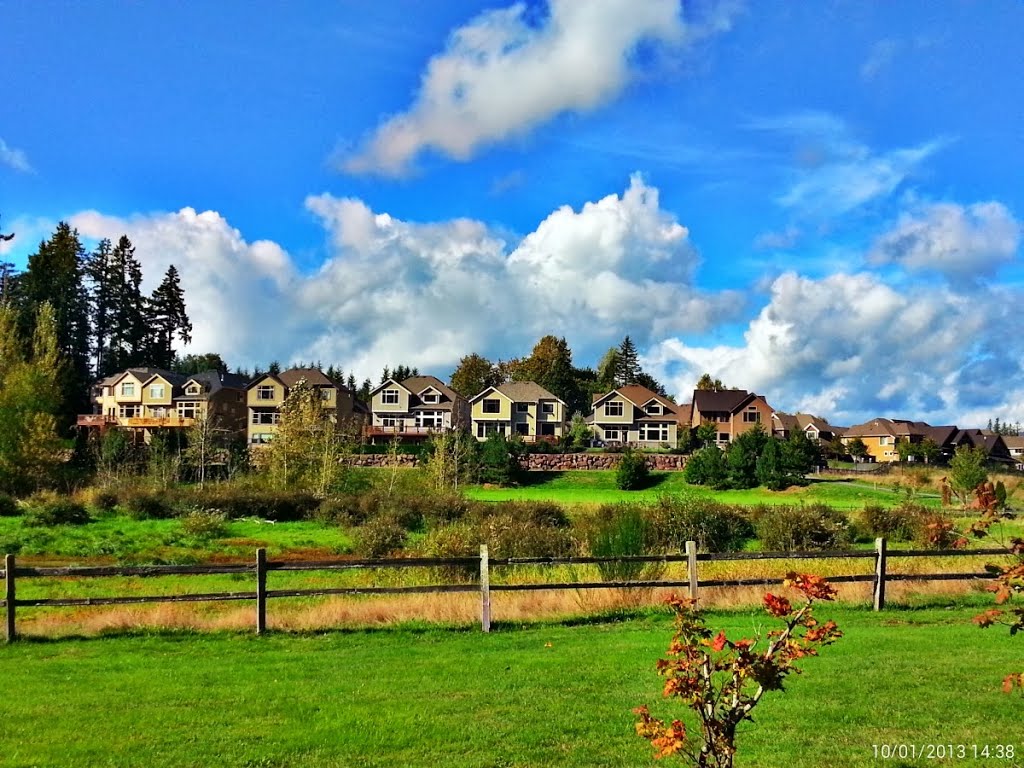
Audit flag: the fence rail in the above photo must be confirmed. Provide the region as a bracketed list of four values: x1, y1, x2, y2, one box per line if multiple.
[1, 542, 1014, 641]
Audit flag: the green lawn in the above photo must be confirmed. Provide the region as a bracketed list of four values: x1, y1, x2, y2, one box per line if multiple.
[0, 605, 1020, 767]
[465, 471, 940, 509]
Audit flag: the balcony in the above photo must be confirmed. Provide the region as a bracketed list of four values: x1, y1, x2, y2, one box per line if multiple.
[126, 416, 195, 428]
[76, 414, 116, 428]
[364, 425, 440, 439]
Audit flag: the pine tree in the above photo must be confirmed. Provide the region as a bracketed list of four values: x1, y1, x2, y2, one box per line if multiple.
[146, 264, 191, 369]
[615, 336, 642, 386]
[346, 372, 357, 392]
[18, 222, 92, 427]
[85, 238, 114, 375]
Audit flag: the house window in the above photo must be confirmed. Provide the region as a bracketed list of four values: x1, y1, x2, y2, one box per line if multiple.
[605, 401, 623, 417]
[417, 412, 443, 429]
[382, 389, 399, 405]
[149, 384, 165, 399]
[120, 382, 136, 397]
[186, 384, 201, 395]
[482, 399, 500, 414]
[647, 403, 662, 415]
[718, 432, 729, 443]
[177, 402, 198, 419]
[639, 422, 669, 442]
[422, 392, 440, 404]
[250, 433, 274, 445]
[320, 389, 332, 401]
[603, 428, 621, 441]
[257, 385, 275, 401]
[541, 402, 555, 414]
[516, 423, 530, 435]
[879, 436, 893, 446]
[251, 410, 279, 425]
[743, 407, 760, 423]
[118, 405, 139, 418]
[540, 423, 555, 436]
[516, 403, 530, 413]
[477, 422, 502, 438]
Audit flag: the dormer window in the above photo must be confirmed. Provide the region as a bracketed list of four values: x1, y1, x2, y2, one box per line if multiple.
[422, 392, 440, 404]
[186, 384, 201, 395]
[382, 389, 399, 405]
[646, 402, 662, 415]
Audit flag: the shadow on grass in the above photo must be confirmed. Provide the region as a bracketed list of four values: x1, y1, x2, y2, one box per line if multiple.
[514, 471, 564, 489]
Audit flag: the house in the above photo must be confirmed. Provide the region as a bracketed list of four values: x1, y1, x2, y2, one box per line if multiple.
[840, 418, 963, 463]
[246, 367, 358, 447]
[589, 384, 686, 448]
[949, 429, 1013, 464]
[1003, 435, 1024, 469]
[689, 389, 775, 446]
[78, 367, 248, 441]
[770, 412, 842, 443]
[366, 375, 469, 441]
[469, 381, 567, 442]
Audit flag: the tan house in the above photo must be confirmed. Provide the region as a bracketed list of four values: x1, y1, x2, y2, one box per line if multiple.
[246, 367, 358, 447]
[589, 384, 686, 448]
[79, 367, 247, 441]
[469, 381, 567, 442]
[1003, 435, 1024, 469]
[689, 389, 775, 445]
[771, 412, 842, 443]
[366, 375, 470, 441]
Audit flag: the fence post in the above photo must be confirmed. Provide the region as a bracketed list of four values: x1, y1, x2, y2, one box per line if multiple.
[685, 541, 698, 602]
[256, 548, 267, 635]
[4, 554, 15, 643]
[873, 537, 887, 612]
[480, 544, 491, 633]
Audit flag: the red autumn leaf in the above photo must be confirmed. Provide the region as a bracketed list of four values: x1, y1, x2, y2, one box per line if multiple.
[763, 593, 792, 617]
[710, 631, 727, 652]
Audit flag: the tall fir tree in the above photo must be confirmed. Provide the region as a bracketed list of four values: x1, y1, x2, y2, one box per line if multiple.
[615, 335, 641, 386]
[18, 222, 92, 428]
[85, 238, 114, 376]
[146, 264, 191, 369]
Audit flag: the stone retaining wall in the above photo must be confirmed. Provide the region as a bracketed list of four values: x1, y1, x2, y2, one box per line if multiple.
[345, 452, 687, 471]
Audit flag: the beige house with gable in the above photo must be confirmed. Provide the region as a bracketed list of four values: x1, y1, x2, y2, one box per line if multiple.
[366, 375, 469, 441]
[469, 381, 567, 442]
[246, 367, 357, 447]
[589, 384, 686, 448]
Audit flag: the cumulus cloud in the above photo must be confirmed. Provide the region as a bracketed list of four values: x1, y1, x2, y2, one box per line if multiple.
[69, 176, 730, 380]
[645, 271, 1024, 425]
[344, 0, 699, 175]
[870, 201, 1021, 277]
[0, 138, 32, 173]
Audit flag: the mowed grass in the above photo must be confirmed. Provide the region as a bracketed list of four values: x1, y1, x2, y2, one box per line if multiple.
[0, 605, 1021, 767]
[465, 471, 941, 509]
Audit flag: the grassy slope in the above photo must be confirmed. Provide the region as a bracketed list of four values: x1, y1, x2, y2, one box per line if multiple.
[464, 471, 942, 509]
[0, 606, 1020, 767]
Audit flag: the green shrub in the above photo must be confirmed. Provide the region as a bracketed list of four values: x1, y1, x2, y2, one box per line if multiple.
[0, 493, 20, 517]
[684, 445, 728, 488]
[646, 495, 753, 553]
[447, 500, 576, 559]
[469, 500, 571, 529]
[121, 490, 177, 520]
[25, 499, 91, 527]
[615, 448, 650, 491]
[415, 523, 480, 581]
[584, 504, 661, 582]
[355, 514, 408, 558]
[754, 503, 852, 551]
[313, 496, 368, 526]
[859, 504, 919, 542]
[187, 487, 320, 521]
[179, 509, 229, 539]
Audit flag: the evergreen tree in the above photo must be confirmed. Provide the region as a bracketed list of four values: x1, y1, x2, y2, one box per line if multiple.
[596, 347, 620, 390]
[0, 260, 18, 305]
[450, 353, 499, 397]
[172, 353, 228, 376]
[18, 222, 92, 427]
[696, 373, 727, 391]
[725, 425, 768, 490]
[85, 238, 114, 375]
[615, 335, 641, 385]
[756, 438, 787, 490]
[146, 264, 191, 369]
[346, 372, 357, 392]
[516, 335, 583, 413]
[380, 365, 391, 384]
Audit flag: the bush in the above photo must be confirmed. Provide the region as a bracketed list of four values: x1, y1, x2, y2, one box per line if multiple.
[186, 487, 320, 521]
[911, 509, 962, 550]
[684, 445, 727, 488]
[646, 495, 753, 553]
[859, 504, 919, 542]
[25, 498, 91, 527]
[121, 490, 177, 520]
[615, 448, 650, 490]
[179, 509, 229, 539]
[355, 514, 408, 558]
[584, 504, 661, 582]
[0, 493, 20, 517]
[313, 496, 368, 526]
[754, 503, 853, 551]
[446, 500, 577, 559]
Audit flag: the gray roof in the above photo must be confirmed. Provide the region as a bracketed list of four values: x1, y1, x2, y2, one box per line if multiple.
[692, 389, 756, 413]
[492, 381, 563, 403]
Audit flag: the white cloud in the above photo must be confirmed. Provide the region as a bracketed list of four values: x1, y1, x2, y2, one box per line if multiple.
[344, 0, 698, 175]
[0, 138, 32, 173]
[870, 201, 1020, 277]
[861, 38, 899, 81]
[68, 176, 729, 380]
[645, 271, 1024, 425]
[749, 111, 944, 220]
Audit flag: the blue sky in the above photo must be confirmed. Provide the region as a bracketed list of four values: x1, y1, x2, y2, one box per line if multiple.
[2, 0, 1022, 426]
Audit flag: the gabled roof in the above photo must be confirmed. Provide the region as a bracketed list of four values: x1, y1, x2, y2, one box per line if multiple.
[107, 367, 179, 388]
[176, 370, 249, 399]
[692, 389, 757, 413]
[278, 367, 336, 388]
[592, 385, 682, 421]
[403, 375, 463, 403]
[369, 378, 413, 397]
[1002, 435, 1024, 451]
[471, 381, 564, 404]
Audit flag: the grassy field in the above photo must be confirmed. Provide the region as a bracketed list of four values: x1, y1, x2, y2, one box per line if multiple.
[1, 605, 1021, 767]
[465, 470, 943, 509]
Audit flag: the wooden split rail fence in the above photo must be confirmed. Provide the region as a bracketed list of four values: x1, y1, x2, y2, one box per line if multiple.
[1, 540, 1012, 642]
